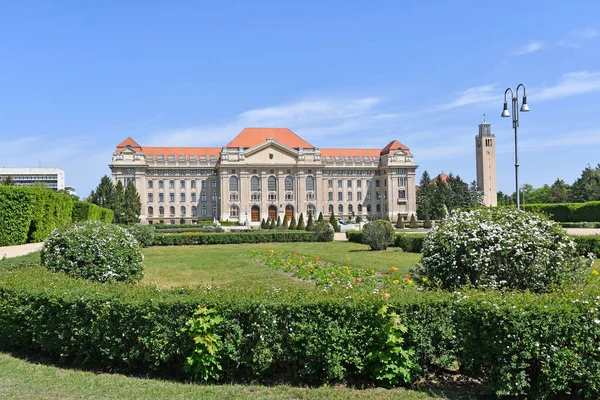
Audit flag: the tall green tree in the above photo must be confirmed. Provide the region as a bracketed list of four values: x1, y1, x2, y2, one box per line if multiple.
[548, 178, 570, 203]
[526, 184, 551, 204]
[122, 182, 141, 224]
[89, 175, 117, 209]
[570, 164, 600, 202]
[113, 180, 126, 223]
[416, 171, 433, 219]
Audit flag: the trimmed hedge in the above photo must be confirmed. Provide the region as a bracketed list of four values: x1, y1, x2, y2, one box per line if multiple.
[73, 202, 113, 223]
[2, 255, 600, 397]
[561, 222, 600, 228]
[153, 231, 318, 246]
[522, 201, 600, 222]
[0, 187, 73, 246]
[151, 227, 224, 234]
[345, 231, 426, 253]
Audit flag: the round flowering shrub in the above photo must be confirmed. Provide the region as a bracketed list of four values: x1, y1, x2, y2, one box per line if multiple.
[416, 208, 591, 293]
[362, 220, 395, 250]
[41, 221, 144, 283]
[313, 221, 335, 242]
[127, 224, 155, 247]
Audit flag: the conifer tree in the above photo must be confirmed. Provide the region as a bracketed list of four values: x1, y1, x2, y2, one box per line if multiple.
[122, 182, 141, 224]
[289, 214, 297, 230]
[296, 213, 305, 230]
[423, 214, 432, 229]
[113, 180, 125, 223]
[305, 212, 314, 231]
[329, 212, 340, 232]
[317, 212, 324, 223]
[282, 215, 289, 230]
[261, 218, 266, 229]
[276, 216, 281, 227]
[395, 213, 404, 229]
[408, 214, 418, 229]
[269, 218, 276, 229]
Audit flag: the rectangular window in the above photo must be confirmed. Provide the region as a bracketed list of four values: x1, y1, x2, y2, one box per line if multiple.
[212, 193, 217, 202]
[344, 156, 351, 162]
[200, 155, 207, 161]
[158, 169, 165, 176]
[168, 155, 175, 161]
[180, 193, 186, 202]
[191, 180, 196, 189]
[210, 155, 217, 161]
[346, 170, 352, 176]
[169, 180, 174, 189]
[168, 170, 175, 176]
[375, 180, 380, 187]
[201, 206, 207, 215]
[212, 179, 217, 188]
[159, 193, 164, 202]
[347, 192, 353, 201]
[398, 177, 406, 186]
[147, 155, 154, 161]
[366, 192, 371, 201]
[148, 193, 153, 202]
[398, 189, 406, 199]
[397, 168, 406, 174]
[157, 155, 164, 161]
[268, 193, 277, 201]
[148, 180, 153, 189]
[357, 180, 362, 188]
[285, 193, 293, 201]
[347, 180, 352, 187]
[201, 180, 206, 189]
[357, 192, 362, 201]
[337, 180, 342, 188]
[325, 156, 332, 162]
[169, 193, 175, 202]
[376, 191, 381, 200]
[191, 193, 197, 202]
[190, 155, 197, 161]
[212, 205, 217, 215]
[201, 193, 207, 202]
[328, 180, 333, 188]
[334, 156, 342, 162]
[338, 192, 343, 201]
[190, 169, 197, 175]
[180, 180, 185, 189]
[328, 192, 333, 201]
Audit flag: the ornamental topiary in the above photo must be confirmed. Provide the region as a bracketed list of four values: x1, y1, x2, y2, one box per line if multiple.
[408, 214, 417, 228]
[362, 220, 395, 250]
[313, 221, 335, 242]
[305, 213, 314, 231]
[127, 224, 155, 247]
[416, 208, 592, 292]
[41, 221, 144, 283]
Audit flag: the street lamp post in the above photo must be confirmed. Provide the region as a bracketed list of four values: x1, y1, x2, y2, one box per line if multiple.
[501, 84, 529, 210]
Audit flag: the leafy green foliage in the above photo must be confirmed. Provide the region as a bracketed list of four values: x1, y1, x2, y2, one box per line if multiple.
[153, 231, 318, 246]
[41, 221, 144, 283]
[328, 213, 340, 232]
[122, 182, 141, 224]
[281, 215, 289, 230]
[72, 201, 102, 221]
[269, 218, 276, 229]
[305, 212, 314, 231]
[422, 215, 431, 229]
[417, 171, 481, 220]
[317, 212, 324, 223]
[289, 214, 297, 230]
[127, 224, 156, 247]
[296, 213, 305, 230]
[183, 306, 223, 382]
[368, 305, 419, 386]
[313, 222, 334, 242]
[395, 214, 404, 229]
[394, 234, 426, 253]
[362, 220, 395, 251]
[408, 215, 417, 229]
[417, 208, 592, 292]
[522, 201, 600, 222]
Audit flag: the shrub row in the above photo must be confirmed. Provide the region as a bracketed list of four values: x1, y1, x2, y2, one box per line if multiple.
[72, 201, 114, 224]
[2, 259, 600, 397]
[346, 231, 426, 253]
[0, 186, 74, 246]
[561, 222, 600, 228]
[152, 231, 319, 246]
[522, 201, 600, 222]
[149, 226, 224, 234]
[153, 221, 239, 229]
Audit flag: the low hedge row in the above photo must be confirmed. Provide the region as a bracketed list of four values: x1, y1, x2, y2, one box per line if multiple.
[2, 256, 600, 397]
[561, 222, 600, 228]
[150, 227, 224, 234]
[153, 221, 239, 229]
[346, 231, 426, 253]
[153, 231, 318, 246]
[72, 202, 114, 224]
[522, 201, 600, 222]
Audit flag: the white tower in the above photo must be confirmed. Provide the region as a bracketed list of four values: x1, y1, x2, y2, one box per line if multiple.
[475, 120, 497, 206]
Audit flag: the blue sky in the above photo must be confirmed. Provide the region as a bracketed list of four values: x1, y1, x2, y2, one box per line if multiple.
[1, 0, 599, 197]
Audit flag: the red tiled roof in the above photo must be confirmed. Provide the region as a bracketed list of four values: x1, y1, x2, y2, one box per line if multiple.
[431, 173, 449, 183]
[226, 128, 314, 149]
[142, 147, 221, 160]
[380, 140, 410, 156]
[320, 148, 381, 158]
[116, 137, 142, 151]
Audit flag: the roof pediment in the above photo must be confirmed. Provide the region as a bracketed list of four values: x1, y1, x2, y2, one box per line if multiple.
[116, 137, 142, 152]
[226, 128, 313, 149]
[380, 140, 410, 156]
[244, 139, 299, 158]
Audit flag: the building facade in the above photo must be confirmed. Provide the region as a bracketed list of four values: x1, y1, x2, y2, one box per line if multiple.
[475, 122, 497, 206]
[110, 128, 418, 225]
[0, 167, 65, 191]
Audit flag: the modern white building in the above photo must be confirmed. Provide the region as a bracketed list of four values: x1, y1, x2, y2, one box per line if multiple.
[110, 128, 419, 225]
[0, 167, 65, 191]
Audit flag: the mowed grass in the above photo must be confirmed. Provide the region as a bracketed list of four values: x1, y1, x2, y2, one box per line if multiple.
[142, 242, 421, 288]
[0, 352, 445, 400]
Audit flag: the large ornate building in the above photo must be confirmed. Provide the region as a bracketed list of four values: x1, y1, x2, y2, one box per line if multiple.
[110, 128, 418, 225]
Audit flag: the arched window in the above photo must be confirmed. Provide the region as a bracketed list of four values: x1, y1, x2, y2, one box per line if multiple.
[230, 205, 239, 217]
[180, 206, 186, 216]
[328, 204, 334, 213]
[357, 204, 363, 213]
[229, 176, 238, 192]
[159, 206, 164, 216]
[148, 206, 154, 217]
[169, 206, 175, 215]
[285, 176, 293, 191]
[348, 204, 353, 214]
[307, 204, 316, 217]
[367, 204, 372, 213]
[268, 176, 277, 191]
[251, 176, 260, 191]
[306, 176, 315, 191]
[338, 204, 343, 214]
[376, 204, 381, 212]
[191, 206, 197, 216]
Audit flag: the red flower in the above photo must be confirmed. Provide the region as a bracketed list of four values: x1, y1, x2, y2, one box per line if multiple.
[355, 278, 361, 283]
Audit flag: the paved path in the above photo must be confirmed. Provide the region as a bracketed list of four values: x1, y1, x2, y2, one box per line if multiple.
[0, 243, 43, 259]
[565, 228, 600, 236]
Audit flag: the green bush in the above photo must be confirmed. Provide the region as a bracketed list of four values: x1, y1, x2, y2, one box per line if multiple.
[417, 208, 591, 292]
[521, 201, 600, 222]
[561, 222, 600, 228]
[153, 231, 318, 246]
[150, 226, 224, 234]
[101, 208, 114, 223]
[408, 214, 417, 229]
[329, 213, 340, 232]
[313, 222, 334, 242]
[394, 234, 426, 253]
[305, 213, 314, 231]
[395, 214, 404, 229]
[127, 224, 156, 247]
[0, 186, 37, 246]
[72, 201, 102, 222]
[362, 220, 395, 251]
[296, 213, 305, 230]
[41, 221, 144, 283]
[345, 231, 364, 244]
[572, 235, 600, 258]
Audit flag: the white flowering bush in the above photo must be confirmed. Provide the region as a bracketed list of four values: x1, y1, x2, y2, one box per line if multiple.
[127, 224, 155, 247]
[41, 221, 144, 283]
[416, 208, 591, 292]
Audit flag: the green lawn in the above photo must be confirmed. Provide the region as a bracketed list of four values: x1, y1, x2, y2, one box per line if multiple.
[0, 352, 446, 400]
[142, 242, 421, 288]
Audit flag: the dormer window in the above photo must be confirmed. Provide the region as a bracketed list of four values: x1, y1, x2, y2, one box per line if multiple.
[344, 156, 351, 162]
[354, 156, 361, 162]
[168, 155, 175, 161]
[190, 155, 197, 160]
[373, 156, 379, 161]
[200, 155, 207, 161]
[178, 155, 186, 161]
[334, 156, 342, 162]
[363, 156, 370, 161]
[325, 156, 333, 162]
[157, 155, 164, 161]
[147, 155, 154, 161]
[210, 155, 217, 161]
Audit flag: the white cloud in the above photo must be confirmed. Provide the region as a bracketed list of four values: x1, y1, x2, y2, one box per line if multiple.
[535, 71, 600, 101]
[515, 40, 544, 55]
[558, 28, 598, 47]
[572, 28, 598, 39]
[435, 85, 501, 111]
